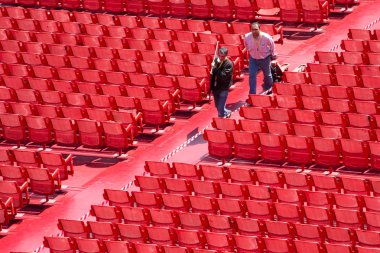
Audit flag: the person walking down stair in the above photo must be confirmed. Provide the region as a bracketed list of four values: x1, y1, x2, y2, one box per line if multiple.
[244, 22, 277, 95]
[210, 47, 234, 118]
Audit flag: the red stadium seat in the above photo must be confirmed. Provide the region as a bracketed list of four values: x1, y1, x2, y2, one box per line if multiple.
[43, 237, 75, 253]
[26, 167, 61, 201]
[203, 129, 233, 162]
[278, 0, 302, 22]
[58, 219, 89, 238]
[0, 180, 29, 209]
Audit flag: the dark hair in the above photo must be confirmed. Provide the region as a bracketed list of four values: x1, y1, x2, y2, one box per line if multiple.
[219, 47, 228, 55]
[251, 22, 260, 28]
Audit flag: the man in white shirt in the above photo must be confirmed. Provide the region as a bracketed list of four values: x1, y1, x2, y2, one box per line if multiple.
[244, 22, 277, 94]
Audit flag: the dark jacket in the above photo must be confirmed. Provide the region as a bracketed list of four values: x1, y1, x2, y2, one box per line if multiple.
[210, 58, 233, 91]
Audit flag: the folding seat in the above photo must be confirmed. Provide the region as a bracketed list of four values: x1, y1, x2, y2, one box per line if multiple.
[90, 205, 121, 222]
[246, 185, 272, 203]
[233, 217, 262, 236]
[188, 65, 209, 80]
[262, 238, 291, 253]
[355, 229, 380, 247]
[341, 52, 367, 65]
[319, 125, 344, 139]
[26, 167, 61, 201]
[332, 193, 361, 210]
[188, 195, 216, 214]
[161, 193, 189, 211]
[293, 241, 322, 253]
[273, 83, 299, 96]
[64, 93, 90, 108]
[311, 137, 341, 172]
[2, 76, 27, 90]
[76, 82, 100, 96]
[35, 104, 60, 118]
[132, 191, 162, 208]
[89, 94, 116, 110]
[239, 107, 266, 121]
[333, 208, 362, 229]
[82, 0, 102, 11]
[368, 40, 380, 53]
[309, 72, 335, 86]
[328, 99, 354, 113]
[285, 135, 313, 168]
[0, 51, 20, 65]
[80, 35, 104, 48]
[146, 0, 169, 16]
[306, 63, 331, 73]
[323, 226, 353, 244]
[202, 232, 233, 251]
[203, 129, 233, 162]
[144, 161, 174, 177]
[357, 246, 380, 253]
[56, 68, 82, 82]
[233, 0, 256, 21]
[368, 53, 380, 65]
[0, 180, 29, 209]
[339, 176, 370, 196]
[175, 229, 204, 248]
[347, 29, 371, 40]
[346, 127, 375, 141]
[0, 165, 28, 186]
[8, 102, 34, 116]
[58, 219, 89, 238]
[105, 71, 129, 86]
[364, 211, 380, 231]
[319, 111, 345, 127]
[104, 241, 131, 253]
[216, 198, 244, 216]
[125, 0, 146, 14]
[0, 114, 26, 145]
[248, 94, 274, 108]
[110, 110, 142, 137]
[24, 115, 52, 146]
[140, 98, 171, 129]
[257, 133, 286, 164]
[114, 96, 139, 112]
[275, 95, 302, 110]
[204, 214, 233, 233]
[245, 200, 273, 219]
[131, 242, 160, 253]
[173, 162, 200, 180]
[76, 119, 103, 147]
[191, 180, 219, 197]
[303, 190, 331, 208]
[355, 101, 379, 115]
[149, 208, 179, 227]
[274, 188, 303, 205]
[369, 141, 380, 171]
[88, 220, 119, 241]
[341, 39, 367, 52]
[135, 176, 164, 193]
[118, 206, 149, 226]
[300, 0, 329, 27]
[74, 238, 106, 253]
[303, 206, 332, 225]
[231, 131, 260, 160]
[266, 121, 293, 135]
[212, 118, 238, 131]
[315, 51, 341, 64]
[283, 71, 308, 84]
[43, 237, 76, 253]
[0, 17, 16, 30]
[352, 87, 380, 102]
[346, 113, 371, 128]
[103, 189, 133, 207]
[177, 211, 207, 230]
[340, 139, 370, 171]
[273, 202, 302, 222]
[146, 226, 177, 245]
[309, 174, 338, 194]
[60, 106, 86, 120]
[278, 0, 302, 22]
[362, 76, 380, 89]
[2, 6, 28, 19]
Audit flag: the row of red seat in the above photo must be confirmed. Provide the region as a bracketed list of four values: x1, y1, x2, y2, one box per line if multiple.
[348, 28, 380, 41]
[0, 148, 73, 180]
[0, 6, 283, 40]
[341, 39, 380, 53]
[134, 175, 380, 212]
[305, 63, 380, 76]
[58, 214, 380, 247]
[213, 118, 380, 142]
[0, 46, 213, 66]
[239, 106, 379, 130]
[274, 83, 380, 102]
[0, 0, 333, 24]
[314, 51, 380, 65]
[0, 113, 138, 149]
[284, 71, 380, 88]
[143, 161, 377, 195]
[248, 94, 379, 115]
[42, 236, 379, 253]
[0, 62, 209, 83]
[204, 129, 380, 172]
[101, 190, 380, 230]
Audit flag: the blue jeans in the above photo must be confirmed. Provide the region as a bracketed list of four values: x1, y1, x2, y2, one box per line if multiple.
[213, 89, 230, 117]
[249, 56, 273, 94]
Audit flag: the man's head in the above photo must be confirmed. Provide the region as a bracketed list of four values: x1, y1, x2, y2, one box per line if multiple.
[218, 47, 228, 61]
[251, 22, 261, 38]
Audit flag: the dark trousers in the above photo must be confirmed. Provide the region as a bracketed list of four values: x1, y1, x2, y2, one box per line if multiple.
[213, 89, 229, 117]
[249, 55, 273, 94]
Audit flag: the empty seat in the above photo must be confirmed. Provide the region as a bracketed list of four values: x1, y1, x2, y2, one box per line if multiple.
[203, 130, 233, 162]
[26, 167, 61, 201]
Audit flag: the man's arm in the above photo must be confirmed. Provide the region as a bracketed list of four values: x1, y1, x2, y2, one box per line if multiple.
[269, 36, 277, 60]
